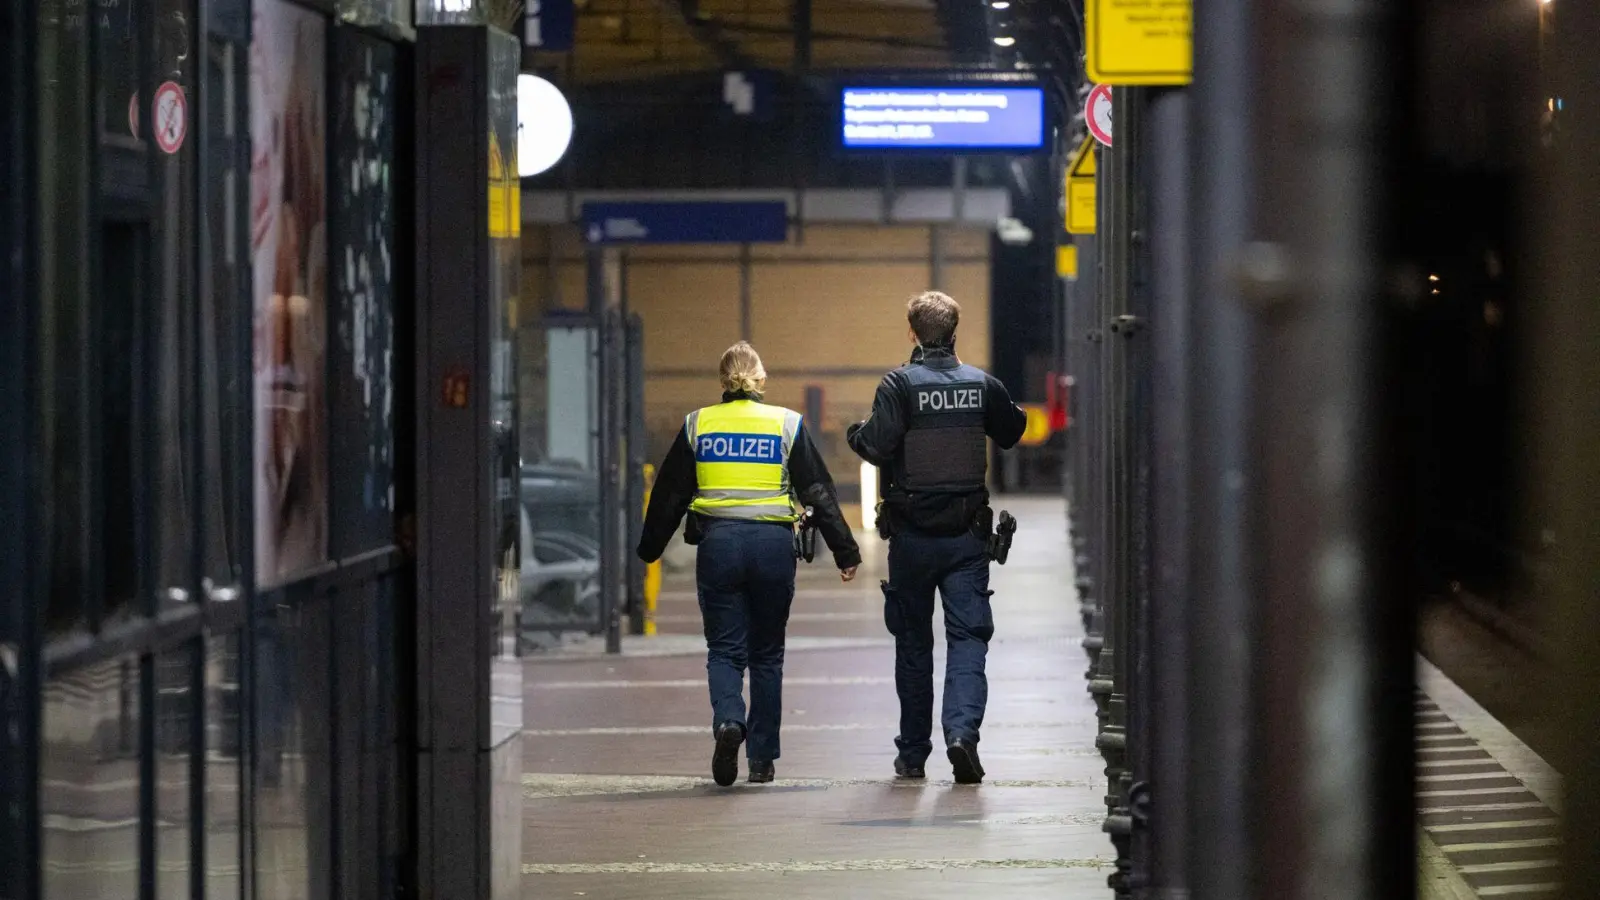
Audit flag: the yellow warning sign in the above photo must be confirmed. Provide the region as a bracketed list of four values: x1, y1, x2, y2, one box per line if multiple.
[1057, 245, 1079, 281]
[1066, 137, 1097, 235]
[488, 138, 522, 239]
[1086, 0, 1193, 86]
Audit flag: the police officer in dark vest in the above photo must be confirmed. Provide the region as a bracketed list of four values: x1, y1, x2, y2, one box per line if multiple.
[847, 291, 1026, 784]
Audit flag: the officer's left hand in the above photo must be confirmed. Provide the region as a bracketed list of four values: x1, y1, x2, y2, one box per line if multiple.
[840, 566, 858, 583]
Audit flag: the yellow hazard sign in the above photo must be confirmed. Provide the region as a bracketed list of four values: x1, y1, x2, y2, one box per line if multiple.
[1086, 0, 1193, 86]
[1065, 137, 1097, 235]
[1057, 245, 1079, 281]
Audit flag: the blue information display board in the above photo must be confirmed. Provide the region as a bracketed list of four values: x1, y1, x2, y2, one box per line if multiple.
[839, 86, 1045, 151]
[524, 0, 576, 51]
[581, 201, 789, 244]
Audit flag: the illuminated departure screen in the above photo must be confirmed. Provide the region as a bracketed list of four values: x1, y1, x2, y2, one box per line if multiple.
[839, 86, 1045, 151]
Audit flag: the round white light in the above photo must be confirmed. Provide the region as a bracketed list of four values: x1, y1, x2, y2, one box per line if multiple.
[517, 74, 573, 178]
[993, 35, 1016, 46]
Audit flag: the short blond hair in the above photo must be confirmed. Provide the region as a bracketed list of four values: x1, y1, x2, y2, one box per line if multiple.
[719, 341, 767, 395]
[908, 291, 960, 345]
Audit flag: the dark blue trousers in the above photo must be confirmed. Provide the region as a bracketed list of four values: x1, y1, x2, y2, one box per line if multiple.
[883, 530, 993, 766]
[696, 520, 797, 761]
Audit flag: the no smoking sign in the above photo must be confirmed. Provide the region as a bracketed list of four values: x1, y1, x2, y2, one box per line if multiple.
[154, 81, 187, 155]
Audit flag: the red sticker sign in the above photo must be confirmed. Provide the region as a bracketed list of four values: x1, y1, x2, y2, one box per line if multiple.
[154, 81, 187, 154]
[1086, 83, 1113, 147]
[442, 368, 471, 409]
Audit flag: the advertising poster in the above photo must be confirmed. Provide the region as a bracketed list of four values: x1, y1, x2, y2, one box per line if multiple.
[251, 0, 329, 587]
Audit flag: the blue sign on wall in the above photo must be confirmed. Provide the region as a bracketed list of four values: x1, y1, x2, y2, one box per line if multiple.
[525, 0, 575, 51]
[581, 201, 789, 244]
[839, 86, 1046, 151]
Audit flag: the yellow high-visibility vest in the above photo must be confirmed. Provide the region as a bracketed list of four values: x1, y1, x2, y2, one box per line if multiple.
[686, 400, 802, 523]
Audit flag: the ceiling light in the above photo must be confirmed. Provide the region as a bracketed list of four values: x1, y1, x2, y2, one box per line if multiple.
[993, 35, 1016, 46]
[992, 1, 1011, 8]
[518, 74, 574, 178]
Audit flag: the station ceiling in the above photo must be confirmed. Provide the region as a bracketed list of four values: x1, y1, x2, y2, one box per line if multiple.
[530, 0, 989, 84]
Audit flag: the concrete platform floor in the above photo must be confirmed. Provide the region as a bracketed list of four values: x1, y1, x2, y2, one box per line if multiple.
[522, 496, 1116, 899]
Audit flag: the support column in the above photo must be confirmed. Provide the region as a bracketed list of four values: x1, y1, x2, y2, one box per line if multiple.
[1249, 0, 1407, 891]
[1186, 0, 1257, 890]
[413, 26, 524, 900]
[1143, 86, 1191, 900]
[1540, 0, 1600, 891]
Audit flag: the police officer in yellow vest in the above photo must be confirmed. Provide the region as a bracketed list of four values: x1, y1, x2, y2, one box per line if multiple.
[638, 342, 861, 786]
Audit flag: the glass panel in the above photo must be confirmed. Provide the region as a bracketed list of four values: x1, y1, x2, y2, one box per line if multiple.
[201, 34, 251, 596]
[250, 0, 330, 589]
[40, 658, 142, 899]
[148, 0, 202, 611]
[329, 30, 397, 559]
[254, 599, 332, 900]
[336, 0, 412, 30]
[37, 0, 96, 636]
[154, 644, 195, 900]
[486, 31, 524, 900]
[518, 321, 601, 636]
[206, 633, 244, 898]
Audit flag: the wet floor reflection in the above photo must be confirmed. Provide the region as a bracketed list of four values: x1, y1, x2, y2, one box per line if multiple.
[40, 658, 141, 899]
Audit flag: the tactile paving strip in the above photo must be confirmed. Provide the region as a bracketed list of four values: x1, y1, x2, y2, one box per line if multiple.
[1416, 689, 1561, 899]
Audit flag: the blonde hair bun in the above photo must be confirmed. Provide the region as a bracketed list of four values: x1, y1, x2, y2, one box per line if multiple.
[719, 341, 767, 396]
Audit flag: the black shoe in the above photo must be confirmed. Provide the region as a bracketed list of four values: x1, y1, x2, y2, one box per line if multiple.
[894, 757, 926, 779]
[748, 760, 775, 784]
[947, 738, 985, 785]
[712, 723, 745, 787]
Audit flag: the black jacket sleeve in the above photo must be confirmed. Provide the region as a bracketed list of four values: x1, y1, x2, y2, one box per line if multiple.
[788, 423, 863, 571]
[845, 373, 907, 467]
[985, 373, 1029, 450]
[637, 427, 697, 563]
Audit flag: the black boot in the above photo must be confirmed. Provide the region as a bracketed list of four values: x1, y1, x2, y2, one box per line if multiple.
[947, 738, 985, 785]
[894, 756, 926, 779]
[748, 760, 775, 784]
[712, 722, 745, 787]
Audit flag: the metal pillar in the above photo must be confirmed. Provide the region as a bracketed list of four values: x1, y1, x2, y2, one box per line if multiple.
[1248, 0, 1408, 891]
[589, 247, 625, 655]
[1185, 0, 1257, 890]
[1121, 85, 1155, 899]
[1143, 86, 1191, 900]
[1097, 85, 1141, 900]
[414, 26, 524, 900]
[1541, 0, 1600, 890]
[625, 313, 647, 636]
[1072, 234, 1100, 639]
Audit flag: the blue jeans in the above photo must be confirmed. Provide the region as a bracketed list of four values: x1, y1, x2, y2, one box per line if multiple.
[696, 520, 797, 761]
[883, 530, 993, 765]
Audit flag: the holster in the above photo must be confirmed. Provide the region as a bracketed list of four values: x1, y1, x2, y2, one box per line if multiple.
[683, 512, 705, 546]
[794, 507, 818, 562]
[875, 501, 895, 540]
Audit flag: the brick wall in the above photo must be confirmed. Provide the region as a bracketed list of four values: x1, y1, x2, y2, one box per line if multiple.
[520, 223, 992, 494]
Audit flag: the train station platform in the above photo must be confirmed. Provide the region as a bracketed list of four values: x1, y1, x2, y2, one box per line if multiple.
[521, 496, 1115, 898]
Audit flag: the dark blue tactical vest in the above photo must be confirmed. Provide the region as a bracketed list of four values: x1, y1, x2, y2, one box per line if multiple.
[900, 357, 988, 493]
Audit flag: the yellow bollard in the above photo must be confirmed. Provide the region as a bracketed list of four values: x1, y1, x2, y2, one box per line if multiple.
[642, 464, 660, 636]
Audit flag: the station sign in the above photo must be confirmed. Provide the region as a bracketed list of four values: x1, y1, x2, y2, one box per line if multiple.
[581, 200, 789, 244]
[524, 0, 575, 51]
[839, 85, 1045, 151]
[1086, 0, 1193, 85]
[1065, 136, 1097, 235]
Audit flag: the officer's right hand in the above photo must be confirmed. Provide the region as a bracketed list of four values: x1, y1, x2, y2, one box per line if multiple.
[840, 566, 858, 583]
